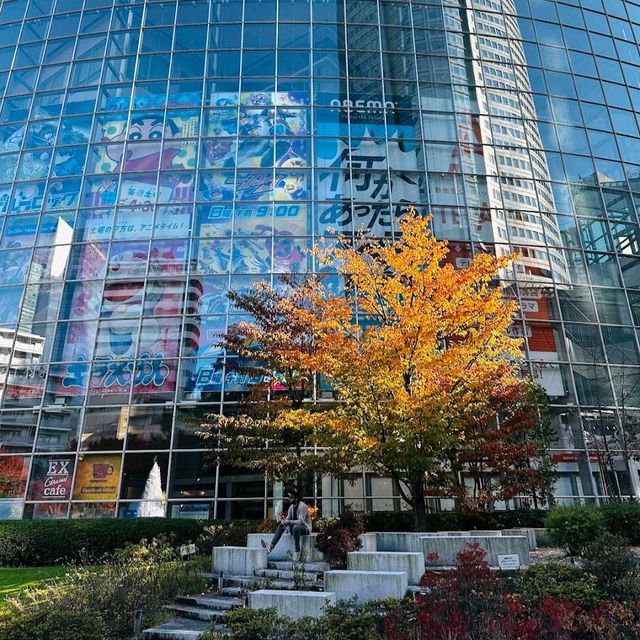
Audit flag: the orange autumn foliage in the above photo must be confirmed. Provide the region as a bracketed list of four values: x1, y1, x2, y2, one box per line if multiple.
[203, 209, 553, 528]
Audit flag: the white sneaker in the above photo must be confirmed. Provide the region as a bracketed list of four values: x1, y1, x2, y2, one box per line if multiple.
[261, 539, 272, 554]
[292, 551, 300, 562]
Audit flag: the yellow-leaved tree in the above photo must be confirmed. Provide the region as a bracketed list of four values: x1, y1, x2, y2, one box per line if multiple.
[199, 210, 554, 529]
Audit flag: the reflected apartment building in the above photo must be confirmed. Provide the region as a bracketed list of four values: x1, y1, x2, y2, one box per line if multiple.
[1, 0, 640, 520]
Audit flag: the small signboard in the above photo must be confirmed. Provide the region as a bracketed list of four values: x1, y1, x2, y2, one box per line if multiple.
[179, 543, 197, 558]
[497, 554, 521, 570]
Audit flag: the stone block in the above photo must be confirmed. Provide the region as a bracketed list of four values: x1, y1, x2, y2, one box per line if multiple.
[212, 546, 267, 576]
[533, 528, 552, 548]
[358, 532, 378, 551]
[324, 570, 408, 603]
[347, 551, 425, 585]
[246, 532, 324, 562]
[502, 528, 537, 550]
[374, 532, 424, 552]
[249, 589, 336, 620]
[422, 535, 530, 568]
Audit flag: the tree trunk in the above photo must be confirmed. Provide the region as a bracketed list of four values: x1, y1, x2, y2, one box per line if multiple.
[412, 480, 428, 531]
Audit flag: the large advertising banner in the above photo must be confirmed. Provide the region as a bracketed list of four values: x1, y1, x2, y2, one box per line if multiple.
[314, 96, 421, 236]
[27, 456, 75, 501]
[59, 246, 183, 396]
[58, 224, 190, 393]
[86, 94, 201, 208]
[73, 454, 122, 501]
[196, 91, 310, 276]
[196, 203, 308, 275]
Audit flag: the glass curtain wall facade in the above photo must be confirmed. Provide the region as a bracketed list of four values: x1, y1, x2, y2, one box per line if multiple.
[1, 0, 640, 519]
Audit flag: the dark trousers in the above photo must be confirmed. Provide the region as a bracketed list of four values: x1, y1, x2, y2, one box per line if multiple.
[270, 523, 309, 552]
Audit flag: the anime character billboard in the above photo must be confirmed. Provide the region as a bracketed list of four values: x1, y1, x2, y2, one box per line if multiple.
[57, 241, 185, 398]
[202, 90, 308, 169]
[86, 94, 200, 208]
[197, 91, 309, 276]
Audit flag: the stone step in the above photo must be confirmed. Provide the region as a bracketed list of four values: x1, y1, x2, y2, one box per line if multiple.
[254, 568, 323, 581]
[267, 561, 330, 572]
[176, 594, 244, 610]
[219, 586, 245, 597]
[225, 575, 324, 590]
[142, 618, 222, 639]
[163, 604, 226, 622]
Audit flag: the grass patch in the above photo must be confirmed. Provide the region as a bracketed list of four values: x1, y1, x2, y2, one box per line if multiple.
[0, 567, 68, 604]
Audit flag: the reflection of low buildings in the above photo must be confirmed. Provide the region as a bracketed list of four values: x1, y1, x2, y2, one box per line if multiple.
[1, 330, 46, 396]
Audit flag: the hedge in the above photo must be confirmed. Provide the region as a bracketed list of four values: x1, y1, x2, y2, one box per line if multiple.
[0, 518, 260, 567]
[0, 510, 552, 566]
[545, 501, 640, 553]
[363, 509, 547, 532]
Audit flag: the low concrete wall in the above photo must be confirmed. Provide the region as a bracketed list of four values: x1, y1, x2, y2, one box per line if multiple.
[374, 532, 424, 552]
[422, 535, 530, 568]
[422, 530, 503, 538]
[502, 528, 537, 550]
[347, 551, 425, 585]
[212, 546, 267, 576]
[249, 589, 336, 619]
[324, 570, 408, 603]
[246, 532, 324, 562]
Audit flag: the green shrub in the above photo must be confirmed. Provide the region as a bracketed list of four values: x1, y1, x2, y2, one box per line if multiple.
[2, 537, 207, 640]
[0, 518, 260, 567]
[0, 609, 105, 640]
[600, 501, 640, 545]
[315, 601, 385, 640]
[201, 607, 303, 640]
[521, 562, 603, 607]
[582, 532, 640, 601]
[202, 602, 387, 640]
[544, 505, 605, 555]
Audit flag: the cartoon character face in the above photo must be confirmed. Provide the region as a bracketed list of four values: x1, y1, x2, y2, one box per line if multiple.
[279, 155, 306, 169]
[107, 249, 148, 280]
[103, 116, 181, 167]
[127, 116, 178, 142]
[274, 234, 295, 258]
[101, 257, 162, 357]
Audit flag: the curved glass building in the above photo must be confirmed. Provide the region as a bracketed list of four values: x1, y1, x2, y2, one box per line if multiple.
[2, 0, 640, 519]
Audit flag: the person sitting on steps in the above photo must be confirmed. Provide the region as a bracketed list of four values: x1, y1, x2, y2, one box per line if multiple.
[261, 490, 312, 561]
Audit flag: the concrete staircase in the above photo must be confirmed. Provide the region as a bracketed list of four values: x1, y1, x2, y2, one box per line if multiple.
[142, 593, 243, 639]
[143, 560, 328, 639]
[203, 559, 328, 591]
